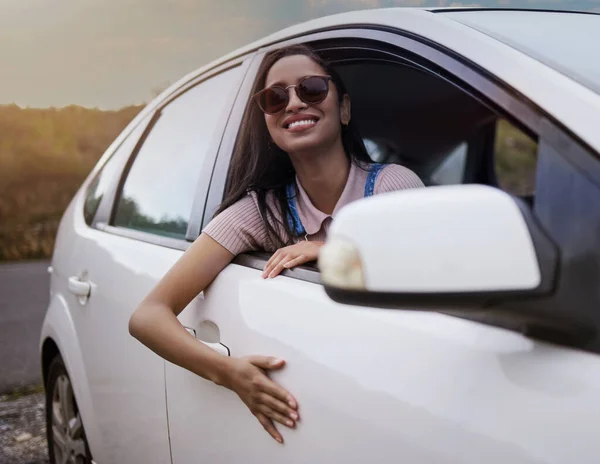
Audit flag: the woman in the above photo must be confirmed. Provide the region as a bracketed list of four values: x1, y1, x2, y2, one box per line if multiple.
[129, 44, 423, 444]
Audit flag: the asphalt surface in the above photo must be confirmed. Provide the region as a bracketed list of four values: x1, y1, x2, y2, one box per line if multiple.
[0, 261, 51, 394]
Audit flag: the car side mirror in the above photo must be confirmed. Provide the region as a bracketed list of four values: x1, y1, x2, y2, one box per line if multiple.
[319, 185, 558, 309]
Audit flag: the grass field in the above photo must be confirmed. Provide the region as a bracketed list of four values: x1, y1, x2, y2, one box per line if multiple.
[0, 104, 143, 261]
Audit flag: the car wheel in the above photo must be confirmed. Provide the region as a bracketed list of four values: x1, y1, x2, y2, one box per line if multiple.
[46, 355, 93, 464]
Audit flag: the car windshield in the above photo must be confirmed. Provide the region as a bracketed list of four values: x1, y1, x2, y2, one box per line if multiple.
[442, 10, 600, 94]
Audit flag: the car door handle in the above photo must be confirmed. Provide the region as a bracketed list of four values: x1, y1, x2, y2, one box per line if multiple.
[68, 276, 91, 297]
[185, 327, 230, 357]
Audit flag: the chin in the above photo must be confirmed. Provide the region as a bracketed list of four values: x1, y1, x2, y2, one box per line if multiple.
[279, 131, 338, 156]
[281, 138, 324, 155]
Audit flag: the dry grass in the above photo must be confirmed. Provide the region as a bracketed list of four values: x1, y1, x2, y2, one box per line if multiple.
[0, 104, 143, 262]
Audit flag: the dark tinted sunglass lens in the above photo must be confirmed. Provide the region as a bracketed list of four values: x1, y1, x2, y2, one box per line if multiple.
[261, 87, 287, 113]
[299, 76, 329, 103]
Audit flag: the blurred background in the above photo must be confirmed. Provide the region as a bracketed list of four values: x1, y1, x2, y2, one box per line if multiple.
[0, 0, 599, 462]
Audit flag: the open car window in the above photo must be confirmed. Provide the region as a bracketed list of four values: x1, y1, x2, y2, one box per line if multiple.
[226, 39, 539, 280]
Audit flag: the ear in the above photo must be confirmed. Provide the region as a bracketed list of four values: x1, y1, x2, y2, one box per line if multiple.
[340, 94, 351, 126]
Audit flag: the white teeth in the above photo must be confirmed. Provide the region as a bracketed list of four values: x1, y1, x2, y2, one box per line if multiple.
[288, 119, 317, 129]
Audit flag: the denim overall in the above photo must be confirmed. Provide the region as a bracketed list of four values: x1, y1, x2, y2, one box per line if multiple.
[285, 163, 385, 237]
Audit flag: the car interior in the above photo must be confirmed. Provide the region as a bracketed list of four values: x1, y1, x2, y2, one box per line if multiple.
[339, 60, 491, 180]
[316, 41, 539, 199]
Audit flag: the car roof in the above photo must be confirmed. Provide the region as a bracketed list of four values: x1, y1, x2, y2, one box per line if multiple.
[440, 9, 600, 94]
[196, 7, 599, 74]
[150, 7, 600, 153]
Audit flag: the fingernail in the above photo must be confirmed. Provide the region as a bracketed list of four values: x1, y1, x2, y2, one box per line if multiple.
[288, 399, 296, 408]
[290, 412, 298, 420]
[286, 420, 294, 427]
[271, 358, 283, 366]
[277, 437, 283, 444]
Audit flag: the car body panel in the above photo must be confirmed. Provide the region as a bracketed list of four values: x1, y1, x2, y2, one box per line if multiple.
[40, 196, 106, 459]
[441, 10, 600, 95]
[70, 227, 176, 463]
[168, 264, 600, 464]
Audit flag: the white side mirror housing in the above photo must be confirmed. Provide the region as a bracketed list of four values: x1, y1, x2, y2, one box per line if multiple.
[320, 185, 557, 308]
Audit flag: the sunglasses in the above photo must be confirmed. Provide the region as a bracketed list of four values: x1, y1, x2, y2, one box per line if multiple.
[253, 75, 332, 114]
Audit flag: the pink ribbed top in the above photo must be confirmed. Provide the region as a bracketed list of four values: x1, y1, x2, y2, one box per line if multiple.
[203, 162, 424, 255]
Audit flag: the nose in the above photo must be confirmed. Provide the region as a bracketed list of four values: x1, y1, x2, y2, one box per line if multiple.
[285, 86, 307, 113]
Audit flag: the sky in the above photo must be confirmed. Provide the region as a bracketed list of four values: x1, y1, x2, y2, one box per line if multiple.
[1, 0, 598, 109]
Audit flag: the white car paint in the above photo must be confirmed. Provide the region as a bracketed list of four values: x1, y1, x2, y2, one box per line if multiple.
[40, 7, 600, 464]
[168, 262, 600, 464]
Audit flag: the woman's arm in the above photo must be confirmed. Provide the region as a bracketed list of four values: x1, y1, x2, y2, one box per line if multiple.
[129, 233, 299, 443]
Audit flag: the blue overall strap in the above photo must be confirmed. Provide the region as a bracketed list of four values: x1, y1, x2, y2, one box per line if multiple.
[286, 183, 306, 236]
[364, 163, 386, 197]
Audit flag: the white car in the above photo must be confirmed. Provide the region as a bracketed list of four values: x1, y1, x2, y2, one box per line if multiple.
[40, 7, 600, 464]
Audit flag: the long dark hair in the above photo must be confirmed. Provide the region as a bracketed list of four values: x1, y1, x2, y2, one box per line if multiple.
[215, 44, 371, 248]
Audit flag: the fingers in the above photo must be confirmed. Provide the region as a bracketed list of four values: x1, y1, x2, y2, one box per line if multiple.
[262, 242, 322, 279]
[264, 253, 304, 279]
[236, 356, 300, 444]
[255, 413, 284, 443]
[258, 404, 296, 428]
[246, 355, 285, 370]
[262, 250, 284, 279]
[259, 392, 299, 421]
[263, 250, 281, 276]
[282, 254, 308, 270]
[268, 256, 296, 278]
[258, 376, 298, 410]
[245, 356, 298, 408]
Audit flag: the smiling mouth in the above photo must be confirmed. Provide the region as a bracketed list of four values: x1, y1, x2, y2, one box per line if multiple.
[284, 118, 319, 130]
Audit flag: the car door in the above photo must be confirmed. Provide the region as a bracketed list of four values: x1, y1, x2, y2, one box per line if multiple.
[69, 61, 246, 463]
[165, 27, 600, 464]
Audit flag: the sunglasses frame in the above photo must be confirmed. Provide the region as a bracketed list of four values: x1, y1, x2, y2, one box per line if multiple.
[253, 75, 332, 114]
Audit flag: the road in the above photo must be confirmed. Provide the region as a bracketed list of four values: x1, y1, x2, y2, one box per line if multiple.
[0, 261, 50, 394]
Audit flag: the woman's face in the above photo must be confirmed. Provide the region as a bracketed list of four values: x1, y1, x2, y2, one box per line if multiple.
[262, 55, 350, 156]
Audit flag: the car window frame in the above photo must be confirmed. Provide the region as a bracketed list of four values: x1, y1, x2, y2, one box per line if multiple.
[208, 26, 600, 280]
[82, 114, 154, 229]
[89, 56, 253, 251]
[205, 27, 556, 281]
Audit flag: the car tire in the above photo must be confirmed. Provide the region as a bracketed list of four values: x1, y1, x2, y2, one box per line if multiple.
[46, 355, 93, 464]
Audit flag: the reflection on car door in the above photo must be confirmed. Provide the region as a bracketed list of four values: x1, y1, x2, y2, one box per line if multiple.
[71, 64, 243, 463]
[168, 255, 600, 464]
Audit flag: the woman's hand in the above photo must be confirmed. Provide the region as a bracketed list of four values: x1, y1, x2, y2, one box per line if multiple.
[224, 356, 299, 443]
[262, 241, 324, 278]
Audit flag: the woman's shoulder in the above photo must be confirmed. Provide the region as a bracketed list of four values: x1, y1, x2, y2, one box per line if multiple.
[374, 162, 425, 193]
[202, 192, 271, 255]
[218, 191, 260, 213]
[208, 189, 284, 228]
